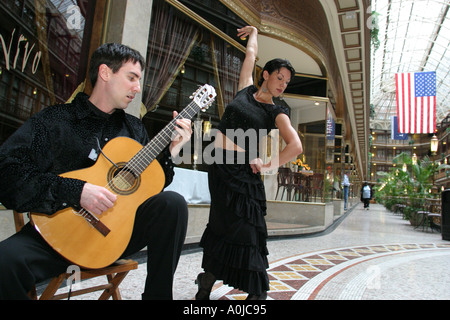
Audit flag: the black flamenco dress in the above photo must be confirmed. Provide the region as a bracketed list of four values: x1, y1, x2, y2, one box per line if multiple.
[199, 85, 290, 295]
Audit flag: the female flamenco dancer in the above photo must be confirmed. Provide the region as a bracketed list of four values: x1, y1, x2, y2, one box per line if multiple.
[196, 26, 303, 300]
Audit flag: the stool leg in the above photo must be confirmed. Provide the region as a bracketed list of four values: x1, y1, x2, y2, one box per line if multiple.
[39, 273, 68, 300]
[98, 271, 130, 300]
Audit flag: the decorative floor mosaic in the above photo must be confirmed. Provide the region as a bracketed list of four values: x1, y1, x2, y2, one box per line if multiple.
[210, 243, 450, 300]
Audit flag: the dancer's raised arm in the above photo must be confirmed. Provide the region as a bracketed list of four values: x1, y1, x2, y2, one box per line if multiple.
[237, 26, 258, 90]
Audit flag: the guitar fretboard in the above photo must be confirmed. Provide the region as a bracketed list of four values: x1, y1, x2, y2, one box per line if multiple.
[124, 101, 201, 176]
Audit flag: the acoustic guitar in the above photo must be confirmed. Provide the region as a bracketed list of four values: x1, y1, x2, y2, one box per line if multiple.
[30, 84, 216, 269]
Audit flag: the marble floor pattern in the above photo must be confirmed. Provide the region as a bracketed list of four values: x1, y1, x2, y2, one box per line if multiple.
[45, 202, 450, 300]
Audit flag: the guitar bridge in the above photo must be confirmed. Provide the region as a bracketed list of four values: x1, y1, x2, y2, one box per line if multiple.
[76, 209, 111, 237]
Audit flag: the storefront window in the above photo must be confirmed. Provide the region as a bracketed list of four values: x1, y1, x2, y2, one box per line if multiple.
[325, 105, 338, 203]
[142, 0, 245, 171]
[295, 103, 341, 203]
[0, 0, 96, 144]
[143, 0, 347, 206]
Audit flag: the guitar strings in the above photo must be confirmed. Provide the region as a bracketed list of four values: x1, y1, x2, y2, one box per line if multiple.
[104, 99, 202, 194]
[122, 106, 190, 175]
[122, 100, 200, 177]
[131, 86, 214, 173]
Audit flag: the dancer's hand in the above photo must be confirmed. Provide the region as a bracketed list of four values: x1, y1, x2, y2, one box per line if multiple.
[237, 26, 257, 40]
[250, 158, 273, 174]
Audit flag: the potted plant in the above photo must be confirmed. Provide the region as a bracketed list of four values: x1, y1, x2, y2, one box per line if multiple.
[377, 152, 449, 226]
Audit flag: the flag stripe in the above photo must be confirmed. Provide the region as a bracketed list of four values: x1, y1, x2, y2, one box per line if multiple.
[408, 73, 414, 132]
[404, 73, 408, 132]
[433, 95, 436, 132]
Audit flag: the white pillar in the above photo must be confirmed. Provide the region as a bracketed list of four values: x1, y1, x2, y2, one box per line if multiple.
[105, 0, 153, 118]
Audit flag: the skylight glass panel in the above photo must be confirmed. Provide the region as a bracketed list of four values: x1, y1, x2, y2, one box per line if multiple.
[370, 0, 450, 130]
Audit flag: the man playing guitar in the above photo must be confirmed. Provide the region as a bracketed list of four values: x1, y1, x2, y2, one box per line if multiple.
[0, 43, 193, 300]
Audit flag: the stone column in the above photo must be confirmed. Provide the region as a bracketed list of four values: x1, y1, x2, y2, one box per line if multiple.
[104, 0, 153, 118]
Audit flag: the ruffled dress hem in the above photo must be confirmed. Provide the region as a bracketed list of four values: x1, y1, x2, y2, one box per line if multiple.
[199, 149, 270, 295]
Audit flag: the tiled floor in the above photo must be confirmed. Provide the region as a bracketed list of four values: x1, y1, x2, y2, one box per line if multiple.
[46, 202, 450, 300]
[189, 202, 450, 300]
[211, 242, 450, 300]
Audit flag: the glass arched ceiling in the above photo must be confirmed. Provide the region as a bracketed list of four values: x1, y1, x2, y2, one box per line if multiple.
[370, 0, 450, 130]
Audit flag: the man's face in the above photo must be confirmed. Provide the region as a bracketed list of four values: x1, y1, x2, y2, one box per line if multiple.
[105, 60, 142, 112]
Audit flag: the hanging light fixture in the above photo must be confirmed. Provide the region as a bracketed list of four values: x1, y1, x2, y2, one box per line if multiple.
[430, 134, 438, 156]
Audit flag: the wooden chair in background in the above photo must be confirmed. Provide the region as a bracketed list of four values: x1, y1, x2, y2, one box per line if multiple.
[13, 211, 138, 300]
[415, 199, 441, 233]
[275, 168, 293, 201]
[310, 173, 324, 202]
[291, 172, 304, 201]
[427, 198, 442, 232]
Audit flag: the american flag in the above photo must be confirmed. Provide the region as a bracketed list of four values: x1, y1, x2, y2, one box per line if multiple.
[395, 71, 436, 134]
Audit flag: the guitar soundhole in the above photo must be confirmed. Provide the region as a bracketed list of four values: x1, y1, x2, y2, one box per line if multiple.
[107, 162, 140, 195]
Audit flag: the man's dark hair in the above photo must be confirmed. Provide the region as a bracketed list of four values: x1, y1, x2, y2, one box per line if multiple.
[257, 58, 295, 87]
[88, 43, 145, 87]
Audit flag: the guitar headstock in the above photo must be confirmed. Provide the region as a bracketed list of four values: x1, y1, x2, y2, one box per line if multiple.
[190, 84, 216, 112]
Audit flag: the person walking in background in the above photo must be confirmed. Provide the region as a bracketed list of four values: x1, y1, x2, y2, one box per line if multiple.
[195, 26, 302, 300]
[342, 171, 350, 210]
[361, 182, 372, 210]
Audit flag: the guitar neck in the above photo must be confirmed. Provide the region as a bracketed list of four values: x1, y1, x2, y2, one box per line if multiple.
[125, 101, 199, 175]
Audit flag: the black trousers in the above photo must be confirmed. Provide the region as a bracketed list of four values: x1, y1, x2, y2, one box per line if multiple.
[363, 198, 370, 208]
[0, 191, 188, 300]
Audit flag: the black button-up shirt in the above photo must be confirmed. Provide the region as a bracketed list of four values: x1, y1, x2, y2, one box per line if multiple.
[0, 93, 174, 214]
